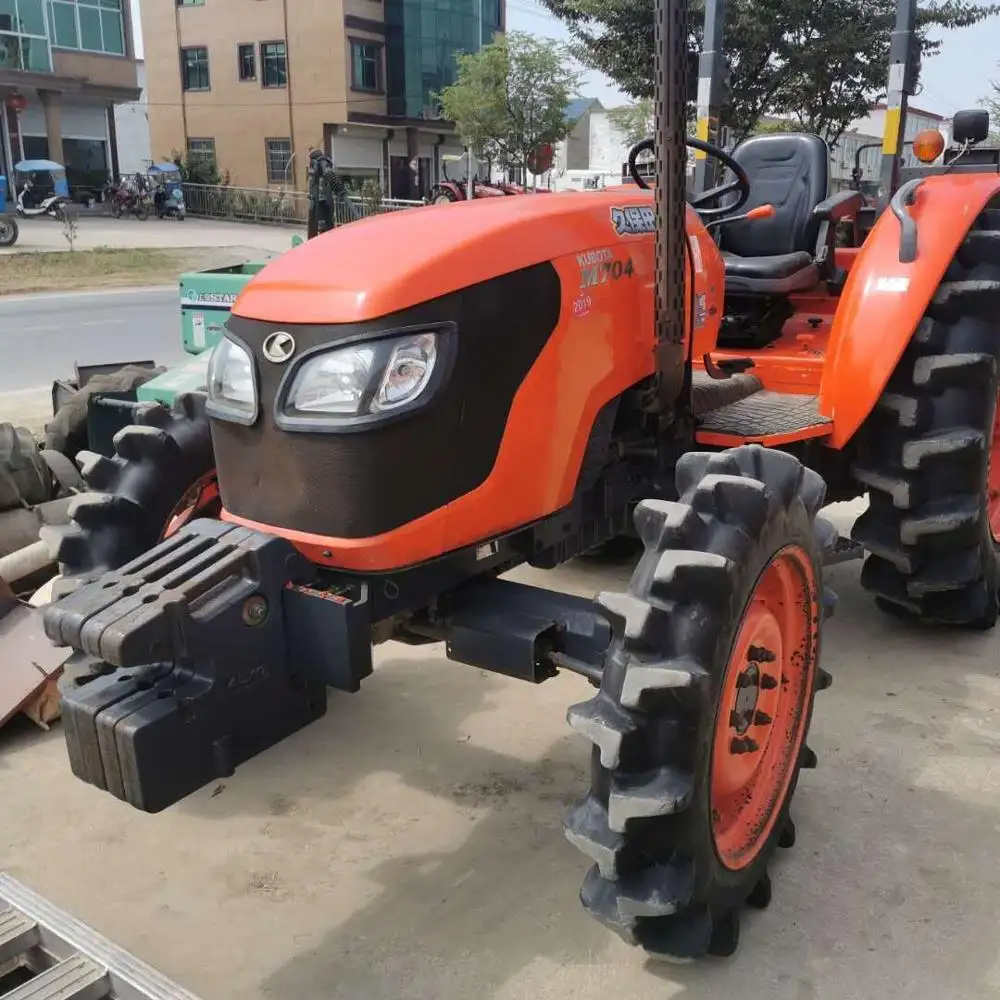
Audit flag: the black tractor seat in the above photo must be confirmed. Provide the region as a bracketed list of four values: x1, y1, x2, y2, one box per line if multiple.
[714, 132, 862, 296]
[722, 251, 818, 294]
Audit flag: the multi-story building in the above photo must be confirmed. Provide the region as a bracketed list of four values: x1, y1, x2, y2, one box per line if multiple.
[0, 0, 142, 188]
[143, 0, 503, 195]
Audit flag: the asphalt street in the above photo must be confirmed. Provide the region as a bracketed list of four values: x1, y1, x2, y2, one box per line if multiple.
[0, 286, 186, 392]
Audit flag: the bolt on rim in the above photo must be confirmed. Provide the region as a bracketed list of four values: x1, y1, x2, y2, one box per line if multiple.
[710, 545, 818, 871]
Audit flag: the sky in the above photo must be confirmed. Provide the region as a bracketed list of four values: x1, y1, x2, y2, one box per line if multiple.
[505, 0, 1000, 117]
[131, 0, 1000, 119]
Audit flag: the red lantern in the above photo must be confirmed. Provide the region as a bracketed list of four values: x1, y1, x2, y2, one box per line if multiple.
[5, 93, 27, 113]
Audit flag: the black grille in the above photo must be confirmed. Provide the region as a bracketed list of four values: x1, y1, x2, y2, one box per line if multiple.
[212, 263, 562, 539]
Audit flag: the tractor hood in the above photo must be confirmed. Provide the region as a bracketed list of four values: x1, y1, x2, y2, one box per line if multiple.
[231, 189, 655, 325]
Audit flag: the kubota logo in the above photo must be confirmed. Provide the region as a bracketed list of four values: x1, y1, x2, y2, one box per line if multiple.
[262, 331, 296, 363]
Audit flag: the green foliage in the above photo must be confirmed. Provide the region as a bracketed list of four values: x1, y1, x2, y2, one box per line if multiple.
[540, 0, 1000, 143]
[359, 178, 383, 212]
[607, 99, 654, 145]
[437, 32, 582, 176]
[169, 150, 229, 187]
[751, 118, 814, 135]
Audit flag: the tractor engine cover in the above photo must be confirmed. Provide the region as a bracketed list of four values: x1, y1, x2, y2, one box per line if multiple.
[41, 520, 374, 812]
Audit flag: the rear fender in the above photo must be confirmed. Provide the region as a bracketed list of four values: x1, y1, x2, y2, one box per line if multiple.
[818, 173, 1000, 449]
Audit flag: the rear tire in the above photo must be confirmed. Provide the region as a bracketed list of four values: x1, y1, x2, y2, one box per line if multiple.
[43, 393, 219, 598]
[133, 201, 149, 222]
[564, 445, 834, 960]
[852, 206, 1000, 628]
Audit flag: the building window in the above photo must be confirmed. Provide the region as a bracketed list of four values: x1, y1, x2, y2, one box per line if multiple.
[265, 138, 292, 184]
[237, 41, 255, 81]
[187, 137, 216, 165]
[43, 0, 123, 57]
[1, 0, 52, 71]
[260, 40, 286, 88]
[176, 0, 204, 5]
[350, 39, 381, 92]
[181, 46, 210, 90]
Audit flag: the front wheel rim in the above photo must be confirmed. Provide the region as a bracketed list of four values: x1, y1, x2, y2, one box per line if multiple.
[710, 545, 818, 871]
[987, 392, 1000, 543]
[161, 472, 220, 539]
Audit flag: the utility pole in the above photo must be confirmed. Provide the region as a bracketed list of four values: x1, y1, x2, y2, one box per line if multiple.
[693, 0, 726, 195]
[878, 0, 919, 198]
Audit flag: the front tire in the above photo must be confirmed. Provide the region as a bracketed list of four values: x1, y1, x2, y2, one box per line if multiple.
[852, 207, 1000, 628]
[43, 393, 219, 597]
[565, 445, 834, 960]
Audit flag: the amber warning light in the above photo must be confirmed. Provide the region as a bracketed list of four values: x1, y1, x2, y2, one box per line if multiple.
[912, 129, 945, 164]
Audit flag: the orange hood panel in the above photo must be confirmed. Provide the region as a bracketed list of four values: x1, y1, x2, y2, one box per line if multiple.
[232, 188, 656, 325]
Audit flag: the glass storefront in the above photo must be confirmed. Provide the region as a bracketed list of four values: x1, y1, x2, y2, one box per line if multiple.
[384, 0, 502, 119]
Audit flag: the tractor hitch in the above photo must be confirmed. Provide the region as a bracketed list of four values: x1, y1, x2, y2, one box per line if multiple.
[42, 520, 372, 812]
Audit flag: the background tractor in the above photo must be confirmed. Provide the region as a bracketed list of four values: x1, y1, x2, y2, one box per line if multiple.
[37, 0, 1000, 965]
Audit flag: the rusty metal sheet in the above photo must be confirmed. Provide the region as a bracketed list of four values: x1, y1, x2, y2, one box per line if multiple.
[0, 584, 71, 731]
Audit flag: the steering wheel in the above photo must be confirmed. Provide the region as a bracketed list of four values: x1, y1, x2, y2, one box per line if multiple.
[627, 136, 751, 218]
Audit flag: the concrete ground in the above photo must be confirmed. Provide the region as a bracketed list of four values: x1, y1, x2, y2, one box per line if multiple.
[0, 215, 299, 255]
[1, 499, 998, 1000]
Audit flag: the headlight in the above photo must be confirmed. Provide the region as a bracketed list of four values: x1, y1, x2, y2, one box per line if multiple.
[284, 331, 439, 419]
[206, 336, 257, 424]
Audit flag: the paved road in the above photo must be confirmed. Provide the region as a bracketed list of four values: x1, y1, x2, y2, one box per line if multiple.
[0, 287, 186, 393]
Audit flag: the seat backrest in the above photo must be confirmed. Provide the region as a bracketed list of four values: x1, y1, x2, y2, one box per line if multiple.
[718, 133, 829, 258]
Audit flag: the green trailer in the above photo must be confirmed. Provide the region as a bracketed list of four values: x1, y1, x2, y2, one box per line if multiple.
[134, 260, 270, 407]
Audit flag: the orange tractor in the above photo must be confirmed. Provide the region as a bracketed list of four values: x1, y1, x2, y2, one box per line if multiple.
[42, 0, 1000, 962]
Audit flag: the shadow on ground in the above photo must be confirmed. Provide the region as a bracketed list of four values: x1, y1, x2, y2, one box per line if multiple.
[160, 547, 1000, 1000]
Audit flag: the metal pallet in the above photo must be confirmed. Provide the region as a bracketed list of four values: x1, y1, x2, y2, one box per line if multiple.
[0, 874, 201, 1000]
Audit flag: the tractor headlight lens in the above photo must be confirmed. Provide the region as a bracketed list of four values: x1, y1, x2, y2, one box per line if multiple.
[206, 336, 257, 424]
[285, 331, 438, 418]
[371, 333, 438, 412]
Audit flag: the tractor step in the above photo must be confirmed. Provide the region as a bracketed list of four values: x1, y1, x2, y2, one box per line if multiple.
[0, 873, 201, 1000]
[695, 390, 832, 446]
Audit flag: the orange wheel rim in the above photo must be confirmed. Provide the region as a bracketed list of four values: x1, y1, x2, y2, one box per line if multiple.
[711, 545, 818, 871]
[161, 472, 220, 540]
[988, 395, 1000, 543]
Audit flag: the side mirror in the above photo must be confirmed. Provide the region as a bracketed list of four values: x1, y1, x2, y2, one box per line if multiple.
[952, 109, 989, 145]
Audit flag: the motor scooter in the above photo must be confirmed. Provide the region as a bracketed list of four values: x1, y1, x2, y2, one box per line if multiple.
[16, 179, 68, 220]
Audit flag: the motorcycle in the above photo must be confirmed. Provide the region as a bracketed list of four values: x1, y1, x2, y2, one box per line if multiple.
[13, 159, 70, 221]
[148, 163, 185, 220]
[103, 176, 150, 221]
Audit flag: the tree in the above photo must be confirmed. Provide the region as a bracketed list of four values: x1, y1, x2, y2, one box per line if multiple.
[438, 33, 582, 182]
[540, 0, 1000, 144]
[981, 66, 1000, 141]
[607, 99, 655, 145]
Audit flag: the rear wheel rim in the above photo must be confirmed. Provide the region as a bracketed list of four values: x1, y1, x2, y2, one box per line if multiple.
[711, 545, 817, 871]
[988, 392, 1000, 543]
[161, 472, 220, 539]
